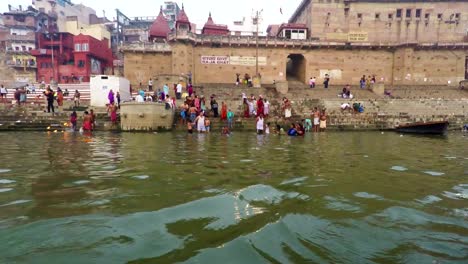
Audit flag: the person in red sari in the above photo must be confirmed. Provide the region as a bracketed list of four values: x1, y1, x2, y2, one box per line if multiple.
[256, 96, 264, 117]
[243, 98, 250, 118]
[220, 101, 228, 121]
[82, 111, 92, 131]
[108, 102, 118, 128]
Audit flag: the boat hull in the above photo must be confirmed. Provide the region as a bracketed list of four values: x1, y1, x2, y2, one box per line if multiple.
[396, 121, 449, 135]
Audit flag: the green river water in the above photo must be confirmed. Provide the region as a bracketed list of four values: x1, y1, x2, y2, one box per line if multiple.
[0, 131, 467, 263]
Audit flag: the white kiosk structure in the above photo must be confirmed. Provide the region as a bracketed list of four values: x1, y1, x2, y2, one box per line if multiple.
[90, 75, 131, 107]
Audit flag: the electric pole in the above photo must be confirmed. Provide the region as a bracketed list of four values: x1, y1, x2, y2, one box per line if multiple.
[253, 9, 263, 78]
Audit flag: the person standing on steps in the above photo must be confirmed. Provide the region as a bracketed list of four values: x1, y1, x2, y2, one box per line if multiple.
[73, 90, 81, 107]
[0, 84, 7, 103]
[116, 92, 121, 108]
[227, 109, 234, 130]
[108, 89, 115, 105]
[44, 86, 55, 113]
[176, 82, 183, 100]
[323, 74, 330, 89]
[148, 78, 153, 91]
[211, 97, 219, 118]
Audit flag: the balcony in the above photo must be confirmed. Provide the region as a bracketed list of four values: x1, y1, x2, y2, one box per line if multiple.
[6, 60, 37, 68]
[8, 34, 36, 43]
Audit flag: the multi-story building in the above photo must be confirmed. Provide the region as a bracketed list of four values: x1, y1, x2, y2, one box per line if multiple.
[289, 0, 468, 43]
[162, 2, 180, 30]
[31, 32, 113, 83]
[1, 5, 57, 82]
[33, 0, 105, 32]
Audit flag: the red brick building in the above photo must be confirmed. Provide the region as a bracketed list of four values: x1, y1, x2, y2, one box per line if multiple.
[201, 13, 230, 36]
[31, 32, 113, 83]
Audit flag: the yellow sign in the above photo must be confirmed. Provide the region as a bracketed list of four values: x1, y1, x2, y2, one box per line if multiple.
[348, 32, 368, 42]
[326, 33, 348, 41]
[229, 56, 267, 66]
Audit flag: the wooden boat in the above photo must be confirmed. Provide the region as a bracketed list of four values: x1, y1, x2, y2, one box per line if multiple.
[395, 121, 449, 135]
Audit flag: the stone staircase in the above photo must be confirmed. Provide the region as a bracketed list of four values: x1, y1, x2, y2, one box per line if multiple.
[1, 82, 91, 106]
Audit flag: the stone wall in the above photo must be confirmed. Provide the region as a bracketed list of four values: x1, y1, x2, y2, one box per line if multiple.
[123, 43, 467, 87]
[120, 102, 175, 131]
[123, 52, 172, 87]
[291, 0, 468, 44]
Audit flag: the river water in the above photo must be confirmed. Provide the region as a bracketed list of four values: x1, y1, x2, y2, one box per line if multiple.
[0, 131, 467, 263]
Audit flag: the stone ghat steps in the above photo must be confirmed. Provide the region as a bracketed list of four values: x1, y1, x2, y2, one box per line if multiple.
[2, 83, 91, 103]
[319, 99, 468, 116]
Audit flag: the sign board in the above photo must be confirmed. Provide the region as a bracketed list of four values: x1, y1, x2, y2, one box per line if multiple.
[326, 33, 348, 41]
[201, 56, 268, 66]
[348, 32, 368, 42]
[230, 56, 267, 66]
[319, 69, 342, 80]
[201, 56, 230, 64]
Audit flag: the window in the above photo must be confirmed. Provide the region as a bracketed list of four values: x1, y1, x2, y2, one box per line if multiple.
[28, 47, 32, 51]
[455, 13, 460, 19]
[437, 13, 443, 20]
[285, 30, 291, 39]
[82, 43, 89, 51]
[375, 13, 380, 19]
[416, 9, 421, 18]
[74, 43, 81, 51]
[22, 46, 26, 51]
[388, 13, 393, 19]
[77, 60, 85, 68]
[15, 46, 19, 51]
[396, 9, 402, 18]
[425, 13, 430, 19]
[357, 13, 362, 19]
[406, 9, 412, 18]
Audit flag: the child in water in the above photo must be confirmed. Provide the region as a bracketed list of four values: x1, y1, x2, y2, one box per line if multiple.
[70, 111, 77, 131]
[222, 126, 230, 135]
[187, 122, 193, 134]
[265, 122, 270, 134]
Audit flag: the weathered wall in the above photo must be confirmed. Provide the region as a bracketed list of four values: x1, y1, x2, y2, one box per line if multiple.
[124, 52, 172, 86]
[291, 0, 468, 43]
[120, 102, 174, 131]
[123, 43, 467, 86]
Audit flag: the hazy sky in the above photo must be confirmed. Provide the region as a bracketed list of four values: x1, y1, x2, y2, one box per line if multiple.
[2, 0, 303, 30]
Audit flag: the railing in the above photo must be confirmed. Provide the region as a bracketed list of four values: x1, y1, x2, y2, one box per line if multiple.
[121, 32, 468, 52]
[6, 60, 36, 68]
[8, 34, 36, 42]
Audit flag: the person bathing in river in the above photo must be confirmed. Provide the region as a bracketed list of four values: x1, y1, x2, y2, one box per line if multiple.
[256, 114, 264, 134]
[70, 111, 77, 131]
[108, 103, 118, 127]
[82, 111, 92, 131]
[204, 117, 211, 133]
[287, 123, 298, 136]
[194, 112, 206, 133]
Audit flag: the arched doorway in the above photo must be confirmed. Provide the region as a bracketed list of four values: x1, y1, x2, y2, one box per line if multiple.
[286, 54, 306, 84]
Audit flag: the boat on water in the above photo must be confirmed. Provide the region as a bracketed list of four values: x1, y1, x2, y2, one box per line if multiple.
[395, 121, 449, 135]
